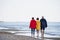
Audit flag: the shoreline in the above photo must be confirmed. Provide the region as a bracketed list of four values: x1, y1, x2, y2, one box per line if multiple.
[0, 32, 60, 40]
[0, 29, 60, 38]
[0, 32, 40, 40]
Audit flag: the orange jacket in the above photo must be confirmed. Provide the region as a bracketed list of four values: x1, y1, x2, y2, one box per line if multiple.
[36, 20, 41, 30]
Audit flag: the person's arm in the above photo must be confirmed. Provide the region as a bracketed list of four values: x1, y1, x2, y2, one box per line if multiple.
[35, 21, 37, 29]
[45, 19, 47, 28]
[40, 20, 42, 27]
[29, 21, 31, 28]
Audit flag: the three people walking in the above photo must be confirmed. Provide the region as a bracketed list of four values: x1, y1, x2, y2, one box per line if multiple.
[29, 16, 47, 38]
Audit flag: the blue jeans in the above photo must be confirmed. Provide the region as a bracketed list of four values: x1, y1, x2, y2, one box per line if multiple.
[31, 29, 35, 35]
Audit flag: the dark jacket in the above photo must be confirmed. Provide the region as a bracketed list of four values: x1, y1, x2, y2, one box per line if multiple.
[40, 19, 47, 28]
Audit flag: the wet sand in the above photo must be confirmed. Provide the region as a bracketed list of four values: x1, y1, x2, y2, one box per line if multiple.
[0, 32, 60, 40]
[0, 32, 40, 40]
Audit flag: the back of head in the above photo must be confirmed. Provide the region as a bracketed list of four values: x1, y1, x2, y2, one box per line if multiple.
[42, 16, 44, 19]
[36, 18, 39, 20]
[32, 17, 34, 20]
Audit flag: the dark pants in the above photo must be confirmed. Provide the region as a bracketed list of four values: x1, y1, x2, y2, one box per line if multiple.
[41, 26, 45, 30]
[31, 29, 35, 35]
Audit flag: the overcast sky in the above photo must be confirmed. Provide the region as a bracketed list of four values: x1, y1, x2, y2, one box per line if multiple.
[0, 0, 60, 22]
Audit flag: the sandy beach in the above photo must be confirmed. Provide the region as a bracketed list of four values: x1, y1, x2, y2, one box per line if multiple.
[0, 32, 60, 40]
[0, 32, 40, 40]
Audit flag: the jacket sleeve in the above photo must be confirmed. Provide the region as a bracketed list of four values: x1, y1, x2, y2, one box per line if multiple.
[29, 21, 31, 28]
[40, 20, 42, 27]
[45, 20, 47, 27]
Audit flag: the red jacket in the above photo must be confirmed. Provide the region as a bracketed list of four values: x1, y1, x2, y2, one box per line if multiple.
[29, 20, 36, 29]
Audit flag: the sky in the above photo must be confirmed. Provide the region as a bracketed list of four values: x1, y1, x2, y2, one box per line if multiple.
[0, 0, 60, 22]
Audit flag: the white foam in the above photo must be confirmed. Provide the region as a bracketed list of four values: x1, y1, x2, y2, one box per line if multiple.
[13, 31, 60, 38]
[0, 27, 9, 29]
[4, 30, 60, 38]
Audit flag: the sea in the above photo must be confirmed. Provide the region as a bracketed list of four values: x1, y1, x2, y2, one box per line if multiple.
[0, 22, 60, 38]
